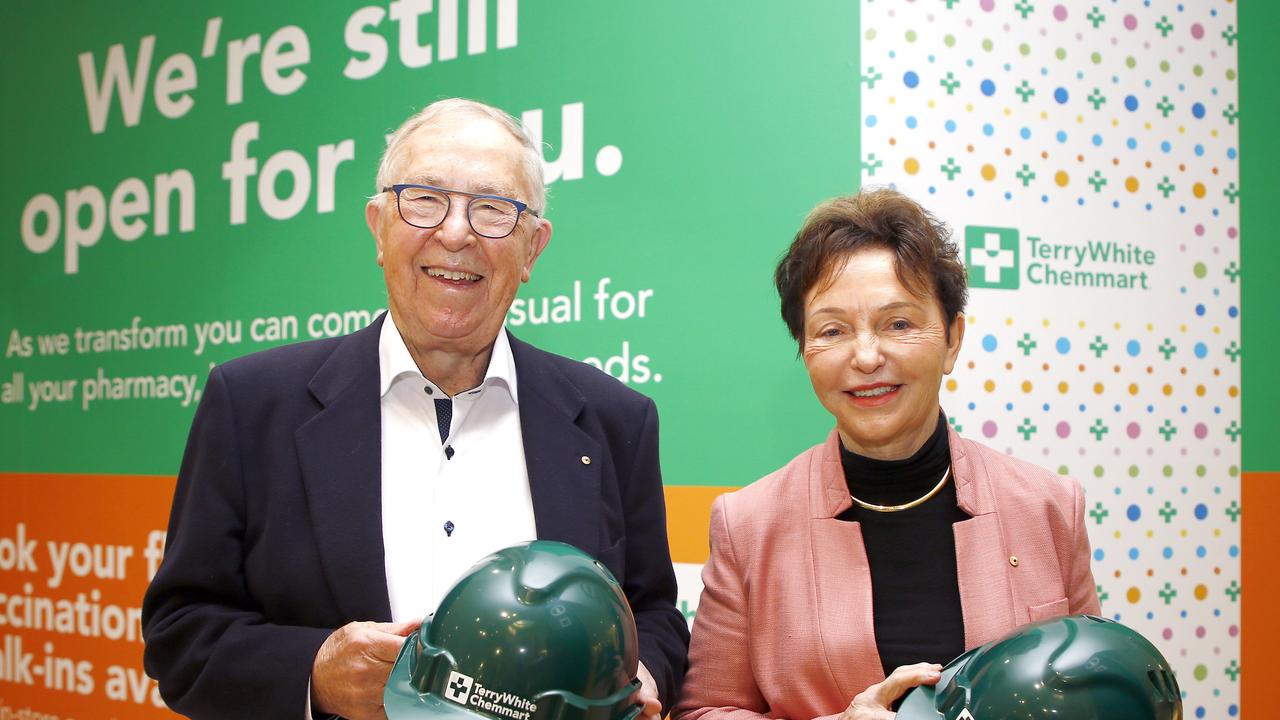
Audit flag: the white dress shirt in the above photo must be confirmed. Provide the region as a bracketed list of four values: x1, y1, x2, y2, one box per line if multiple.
[378, 313, 538, 621]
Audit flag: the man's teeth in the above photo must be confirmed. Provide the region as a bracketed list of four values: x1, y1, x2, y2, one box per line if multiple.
[852, 386, 897, 398]
[427, 267, 481, 281]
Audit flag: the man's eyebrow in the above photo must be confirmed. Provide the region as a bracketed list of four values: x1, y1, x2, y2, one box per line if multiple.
[403, 173, 442, 187]
[471, 182, 520, 198]
[402, 174, 519, 199]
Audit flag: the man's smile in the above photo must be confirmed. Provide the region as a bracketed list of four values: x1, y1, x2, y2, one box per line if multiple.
[424, 266, 484, 282]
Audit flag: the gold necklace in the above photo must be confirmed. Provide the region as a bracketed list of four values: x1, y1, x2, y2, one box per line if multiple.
[849, 466, 951, 513]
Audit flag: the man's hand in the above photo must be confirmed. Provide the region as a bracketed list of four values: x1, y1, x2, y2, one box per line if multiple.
[839, 662, 942, 720]
[311, 619, 421, 720]
[630, 661, 661, 720]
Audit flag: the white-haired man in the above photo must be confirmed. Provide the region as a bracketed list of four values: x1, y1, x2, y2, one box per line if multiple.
[143, 99, 688, 720]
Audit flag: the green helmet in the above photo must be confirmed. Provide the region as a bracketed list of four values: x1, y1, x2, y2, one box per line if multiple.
[897, 615, 1182, 720]
[384, 541, 641, 720]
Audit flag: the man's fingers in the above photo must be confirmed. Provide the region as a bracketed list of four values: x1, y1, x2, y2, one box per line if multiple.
[627, 661, 660, 718]
[374, 618, 422, 637]
[366, 633, 412, 663]
[634, 661, 658, 699]
[352, 618, 419, 663]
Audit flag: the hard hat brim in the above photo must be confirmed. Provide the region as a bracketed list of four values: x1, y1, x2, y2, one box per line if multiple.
[385, 627, 644, 720]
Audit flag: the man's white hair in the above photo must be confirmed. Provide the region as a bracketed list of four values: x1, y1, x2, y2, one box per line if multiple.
[374, 98, 546, 215]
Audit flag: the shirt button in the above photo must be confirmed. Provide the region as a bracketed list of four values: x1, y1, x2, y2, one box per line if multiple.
[1009, 555, 1019, 567]
[423, 386, 433, 395]
[581, 455, 592, 465]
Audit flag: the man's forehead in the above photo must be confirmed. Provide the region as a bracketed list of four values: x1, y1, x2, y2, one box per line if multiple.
[405, 114, 519, 155]
[396, 120, 528, 196]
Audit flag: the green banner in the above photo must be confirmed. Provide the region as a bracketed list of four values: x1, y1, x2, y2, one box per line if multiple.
[2, 1, 859, 483]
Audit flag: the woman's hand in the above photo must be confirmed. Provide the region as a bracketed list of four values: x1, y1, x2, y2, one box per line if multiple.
[838, 663, 942, 720]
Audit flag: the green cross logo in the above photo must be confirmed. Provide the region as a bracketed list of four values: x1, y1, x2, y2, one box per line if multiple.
[965, 226, 1020, 289]
[445, 671, 475, 705]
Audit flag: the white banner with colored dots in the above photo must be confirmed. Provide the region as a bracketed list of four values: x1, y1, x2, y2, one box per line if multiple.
[858, 1, 1240, 716]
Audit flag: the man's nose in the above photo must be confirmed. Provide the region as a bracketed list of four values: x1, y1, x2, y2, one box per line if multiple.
[433, 199, 475, 251]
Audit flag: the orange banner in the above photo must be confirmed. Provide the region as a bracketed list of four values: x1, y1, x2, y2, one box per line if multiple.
[664, 485, 731, 565]
[1241, 471, 1277, 718]
[0, 475, 733, 717]
[0, 473, 178, 719]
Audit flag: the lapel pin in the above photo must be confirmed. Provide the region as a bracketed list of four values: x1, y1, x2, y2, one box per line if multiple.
[444, 521, 455, 537]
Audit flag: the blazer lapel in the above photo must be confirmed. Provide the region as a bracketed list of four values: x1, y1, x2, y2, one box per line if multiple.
[295, 315, 392, 623]
[806, 425, 1019, 685]
[809, 431, 885, 694]
[948, 427, 1017, 648]
[508, 332, 603, 556]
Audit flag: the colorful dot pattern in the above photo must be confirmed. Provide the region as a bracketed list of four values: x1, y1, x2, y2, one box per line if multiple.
[862, 2, 1240, 716]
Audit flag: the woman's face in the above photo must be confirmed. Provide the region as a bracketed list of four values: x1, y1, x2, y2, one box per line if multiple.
[802, 247, 964, 460]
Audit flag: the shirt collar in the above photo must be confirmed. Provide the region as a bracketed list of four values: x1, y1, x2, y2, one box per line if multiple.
[378, 312, 518, 403]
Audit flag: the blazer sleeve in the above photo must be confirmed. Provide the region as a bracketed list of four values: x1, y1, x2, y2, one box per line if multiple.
[1065, 477, 1102, 615]
[673, 497, 776, 720]
[141, 367, 332, 719]
[623, 398, 692, 715]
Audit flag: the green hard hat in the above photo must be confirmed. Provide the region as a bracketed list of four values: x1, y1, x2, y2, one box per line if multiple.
[897, 614, 1181, 719]
[384, 541, 641, 720]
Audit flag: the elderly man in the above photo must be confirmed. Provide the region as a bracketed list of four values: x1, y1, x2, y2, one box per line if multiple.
[142, 98, 689, 720]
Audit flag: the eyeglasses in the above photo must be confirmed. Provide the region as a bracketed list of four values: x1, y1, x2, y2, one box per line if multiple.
[382, 183, 536, 239]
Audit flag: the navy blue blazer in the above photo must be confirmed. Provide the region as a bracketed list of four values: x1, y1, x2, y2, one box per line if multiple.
[141, 314, 689, 719]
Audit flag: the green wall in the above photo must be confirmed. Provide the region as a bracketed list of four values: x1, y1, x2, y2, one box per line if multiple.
[1242, 0, 1280, 472]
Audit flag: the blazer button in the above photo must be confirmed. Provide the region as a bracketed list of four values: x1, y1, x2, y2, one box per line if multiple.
[1009, 555, 1019, 567]
[581, 455, 592, 465]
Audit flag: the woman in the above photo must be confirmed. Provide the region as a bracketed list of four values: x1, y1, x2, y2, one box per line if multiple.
[673, 189, 1099, 720]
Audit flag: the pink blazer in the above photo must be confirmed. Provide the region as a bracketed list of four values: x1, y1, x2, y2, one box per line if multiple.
[673, 427, 1100, 720]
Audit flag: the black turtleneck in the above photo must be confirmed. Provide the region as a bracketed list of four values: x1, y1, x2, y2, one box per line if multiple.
[837, 413, 970, 678]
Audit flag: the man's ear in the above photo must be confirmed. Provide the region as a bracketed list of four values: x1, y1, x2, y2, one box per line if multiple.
[366, 200, 386, 267]
[521, 218, 553, 283]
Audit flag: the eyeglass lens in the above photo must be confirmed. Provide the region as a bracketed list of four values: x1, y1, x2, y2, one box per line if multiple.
[397, 186, 521, 238]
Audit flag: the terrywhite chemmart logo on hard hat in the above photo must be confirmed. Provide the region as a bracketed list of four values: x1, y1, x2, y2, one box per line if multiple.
[957, 709, 975, 720]
[444, 670, 539, 720]
[446, 671, 476, 705]
[964, 225, 1156, 292]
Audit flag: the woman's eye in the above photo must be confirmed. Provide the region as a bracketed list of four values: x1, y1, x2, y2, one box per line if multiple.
[890, 320, 910, 331]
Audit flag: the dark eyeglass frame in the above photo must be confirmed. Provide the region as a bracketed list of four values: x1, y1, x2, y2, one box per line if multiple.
[382, 183, 538, 239]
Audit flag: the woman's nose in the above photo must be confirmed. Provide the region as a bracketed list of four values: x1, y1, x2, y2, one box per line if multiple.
[850, 334, 886, 374]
